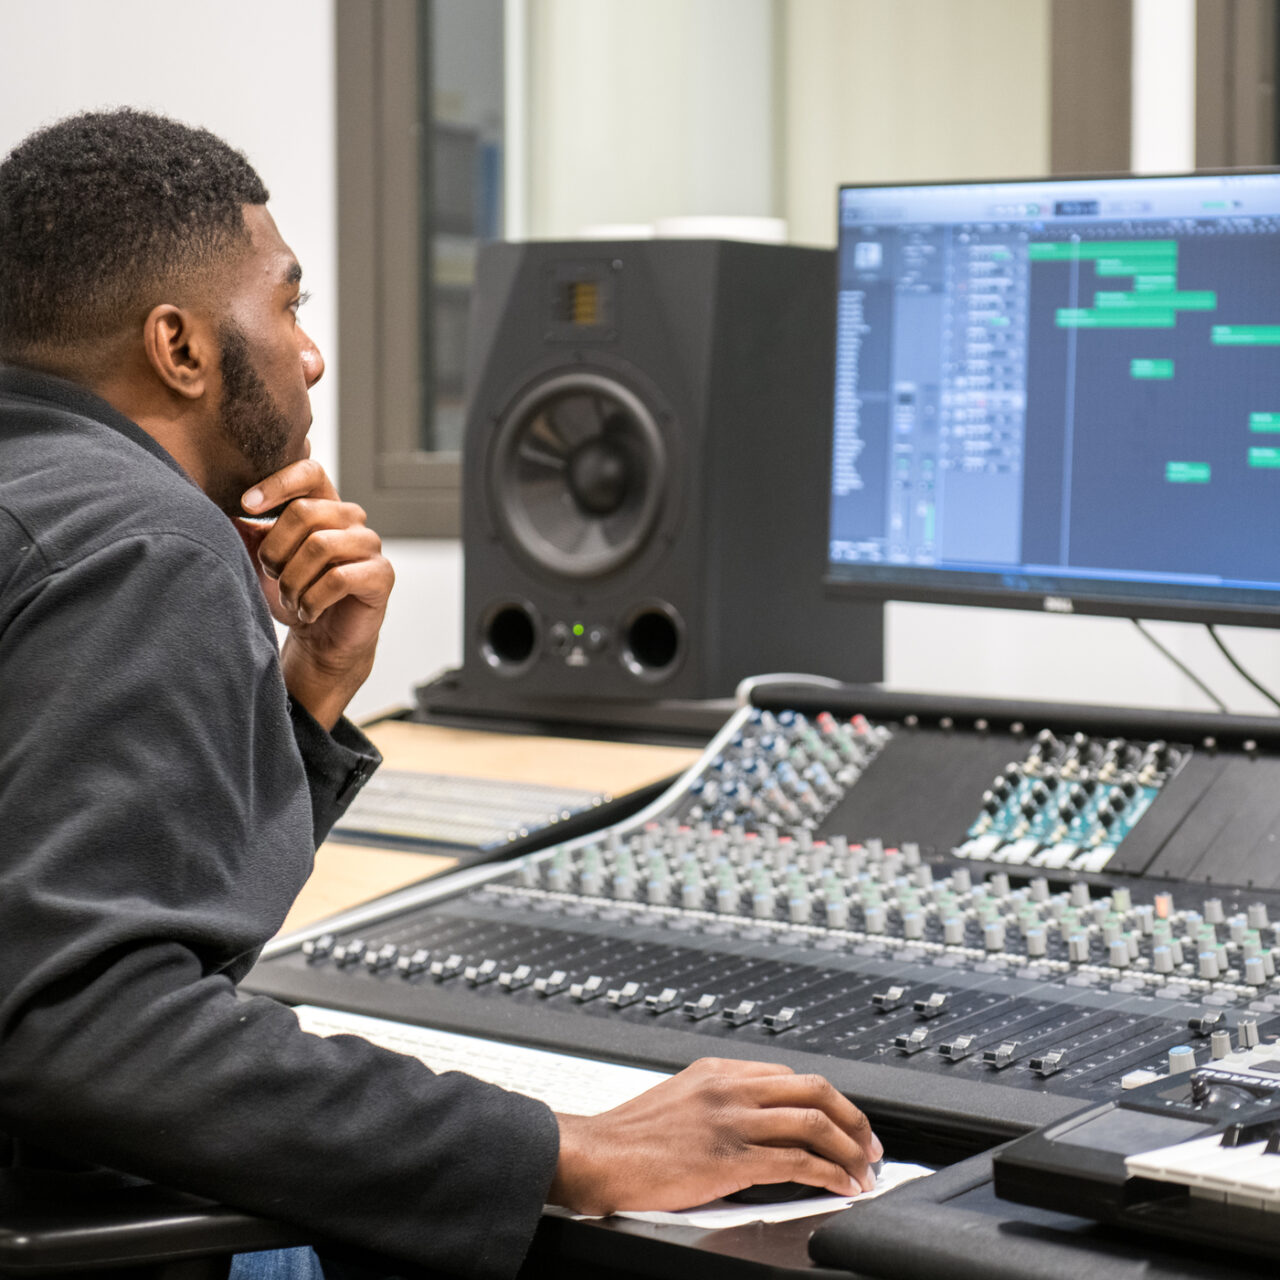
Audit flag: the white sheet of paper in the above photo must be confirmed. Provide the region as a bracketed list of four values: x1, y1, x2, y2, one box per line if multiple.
[595, 1161, 935, 1229]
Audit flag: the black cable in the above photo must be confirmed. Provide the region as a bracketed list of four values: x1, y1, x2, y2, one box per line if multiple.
[1130, 618, 1228, 713]
[1207, 623, 1280, 713]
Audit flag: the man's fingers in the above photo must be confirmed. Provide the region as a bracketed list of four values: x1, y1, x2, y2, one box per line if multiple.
[738, 1146, 865, 1198]
[241, 458, 337, 513]
[738, 1108, 877, 1192]
[737, 1072, 881, 1156]
[686, 1057, 796, 1081]
[272, 527, 383, 614]
[255, 499, 371, 580]
[296, 556, 395, 625]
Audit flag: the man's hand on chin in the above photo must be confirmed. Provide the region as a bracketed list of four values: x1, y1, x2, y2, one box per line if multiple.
[234, 459, 395, 730]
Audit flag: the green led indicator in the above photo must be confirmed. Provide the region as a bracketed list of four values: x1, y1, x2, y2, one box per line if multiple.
[573, 623, 585, 637]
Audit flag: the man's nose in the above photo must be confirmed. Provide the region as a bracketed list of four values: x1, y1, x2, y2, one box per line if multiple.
[300, 328, 325, 387]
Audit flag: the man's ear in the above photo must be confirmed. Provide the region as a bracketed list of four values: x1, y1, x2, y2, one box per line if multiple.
[141, 304, 212, 400]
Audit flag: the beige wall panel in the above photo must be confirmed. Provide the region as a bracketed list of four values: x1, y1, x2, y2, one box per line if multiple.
[782, 0, 1051, 245]
[528, 0, 775, 237]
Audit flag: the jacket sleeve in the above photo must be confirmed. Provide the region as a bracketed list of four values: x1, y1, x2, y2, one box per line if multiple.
[286, 694, 382, 846]
[0, 531, 559, 1280]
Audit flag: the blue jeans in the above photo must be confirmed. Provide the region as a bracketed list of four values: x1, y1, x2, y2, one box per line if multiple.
[229, 1248, 326, 1280]
[229, 1246, 402, 1280]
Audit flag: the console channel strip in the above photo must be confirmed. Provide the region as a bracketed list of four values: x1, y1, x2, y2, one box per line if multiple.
[246, 687, 1280, 1160]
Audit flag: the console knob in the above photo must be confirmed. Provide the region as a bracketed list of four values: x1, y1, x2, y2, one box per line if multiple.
[1070, 883, 1091, 909]
[302, 933, 336, 963]
[463, 958, 499, 985]
[498, 963, 534, 991]
[1025, 926, 1048, 958]
[1030, 877, 1050, 903]
[943, 915, 966, 946]
[1240, 1018, 1261, 1049]
[1112, 887, 1132, 912]
[683, 993, 723, 1020]
[534, 969, 569, 997]
[983, 921, 1006, 952]
[430, 953, 464, 981]
[1198, 951, 1221, 981]
[1245, 956, 1267, 985]
[1152, 944, 1174, 973]
[1108, 939, 1130, 968]
[1068, 933, 1090, 963]
[1248, 903, 1271, 930]
[569, 974, 606, 1002]
[763, 1006, 801, 1034]
[1211, 1030, 1233, 1059]
[1204, 898, 1225, 925]
[644, 987, 682, 1014]
[872, 985, 907, 1012]
[1168, 1045, 1196, 1073]
[723, 999, 760, 1027]
[1154, 891, 1175, 918]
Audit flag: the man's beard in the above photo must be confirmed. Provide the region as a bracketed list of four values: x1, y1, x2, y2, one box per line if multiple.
[213, 321, 294, 515]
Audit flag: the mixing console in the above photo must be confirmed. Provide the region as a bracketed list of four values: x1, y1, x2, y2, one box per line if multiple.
[246, 687, 1280, 1161]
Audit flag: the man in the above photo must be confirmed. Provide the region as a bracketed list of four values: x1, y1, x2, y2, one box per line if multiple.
[0, 110, 880, 1279]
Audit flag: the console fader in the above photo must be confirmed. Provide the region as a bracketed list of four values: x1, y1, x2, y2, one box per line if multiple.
[246, 686, 1280, 1161]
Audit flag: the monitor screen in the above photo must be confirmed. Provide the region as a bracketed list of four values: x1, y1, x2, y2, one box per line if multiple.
[825, 171, 1280, 625]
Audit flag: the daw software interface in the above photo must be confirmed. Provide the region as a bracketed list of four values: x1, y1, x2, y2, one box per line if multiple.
[826, 172, 1280, 619]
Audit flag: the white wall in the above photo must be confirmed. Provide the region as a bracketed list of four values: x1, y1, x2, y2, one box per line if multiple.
[0, 0, 339, 484]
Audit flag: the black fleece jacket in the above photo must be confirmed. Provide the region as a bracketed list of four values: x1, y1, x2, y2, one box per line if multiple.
[0, 366, 560, 1279]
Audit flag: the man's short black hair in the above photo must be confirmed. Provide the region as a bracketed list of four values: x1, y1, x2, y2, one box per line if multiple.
[0, 108, 269, 363]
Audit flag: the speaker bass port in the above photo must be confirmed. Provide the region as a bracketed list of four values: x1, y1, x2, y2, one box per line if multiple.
[621, 604, 684, 682]
[479, 601, 540, 676]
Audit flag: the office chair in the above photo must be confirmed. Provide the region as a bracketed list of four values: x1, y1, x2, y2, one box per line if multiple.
[0, 1164, 302, 1280]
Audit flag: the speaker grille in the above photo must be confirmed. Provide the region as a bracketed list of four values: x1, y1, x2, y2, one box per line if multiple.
[489, 372, 667, 579]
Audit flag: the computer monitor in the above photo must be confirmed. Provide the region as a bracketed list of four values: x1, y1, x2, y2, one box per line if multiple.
[825, 170, 1280, 626]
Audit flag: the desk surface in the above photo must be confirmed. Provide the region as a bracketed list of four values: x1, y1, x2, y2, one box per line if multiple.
[277, 719, 703, 936]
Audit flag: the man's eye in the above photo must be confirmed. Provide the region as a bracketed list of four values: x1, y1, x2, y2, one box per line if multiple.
[290, 289, 313, 314]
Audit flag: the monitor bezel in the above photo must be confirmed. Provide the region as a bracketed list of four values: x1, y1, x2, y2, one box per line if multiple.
[823, 166, 1280, 628]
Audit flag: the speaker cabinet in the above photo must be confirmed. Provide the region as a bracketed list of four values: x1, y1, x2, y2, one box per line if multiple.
[459, 239, 883, 703]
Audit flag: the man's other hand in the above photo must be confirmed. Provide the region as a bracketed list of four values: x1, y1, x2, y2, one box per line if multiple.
[237, 459, 394, 729]
[549, 1058, 883, 1216]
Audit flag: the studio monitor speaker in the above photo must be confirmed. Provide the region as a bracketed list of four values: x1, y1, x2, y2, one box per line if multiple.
[458, 238, 883, 704]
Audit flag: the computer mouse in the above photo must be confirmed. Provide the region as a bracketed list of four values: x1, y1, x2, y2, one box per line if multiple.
[724, 1160, 884, 1204]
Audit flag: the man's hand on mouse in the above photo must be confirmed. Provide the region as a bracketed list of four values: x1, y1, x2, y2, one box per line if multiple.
[549, 1057, 883, 1216]
[235, 459, 394, 729]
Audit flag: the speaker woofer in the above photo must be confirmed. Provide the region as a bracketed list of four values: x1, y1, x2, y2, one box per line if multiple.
[489, 372, 667, 579]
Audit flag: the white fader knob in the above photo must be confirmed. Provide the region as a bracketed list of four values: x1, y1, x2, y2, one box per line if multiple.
[1168, 1045, 1196, 1073]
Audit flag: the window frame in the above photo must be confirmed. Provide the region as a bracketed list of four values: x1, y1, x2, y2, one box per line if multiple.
[336, 0, 468, 537]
